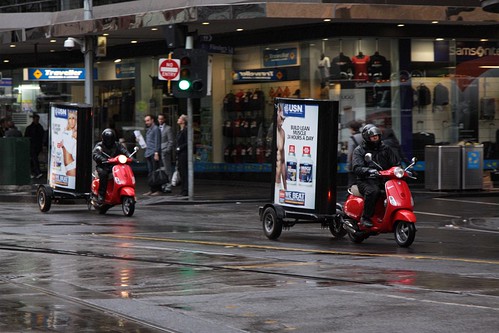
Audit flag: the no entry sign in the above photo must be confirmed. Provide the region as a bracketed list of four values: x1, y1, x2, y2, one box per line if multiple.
[158, 58, 180, 81]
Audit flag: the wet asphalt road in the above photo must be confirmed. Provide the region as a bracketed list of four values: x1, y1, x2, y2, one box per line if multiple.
[0, 192, 498, 332]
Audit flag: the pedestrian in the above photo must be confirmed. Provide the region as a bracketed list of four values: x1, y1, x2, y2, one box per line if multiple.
[158, 113, 174, 193]
[346, 120, 363, 187]
[352, 124, 400, 227]
[0, 117, 7, 137]
[176, 114, 188, 197]
[143, 114, 162, 196]
[382, 127, 407, 164]
[24, 113, 45, 179]
[4, 117, 23, 138]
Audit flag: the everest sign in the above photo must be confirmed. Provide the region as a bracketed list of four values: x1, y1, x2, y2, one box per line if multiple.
[158, 58, 180, 81]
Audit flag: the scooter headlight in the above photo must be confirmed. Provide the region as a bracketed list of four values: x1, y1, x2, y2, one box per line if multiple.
[394, 167, 405, 178]
[118, 155, 128, 164]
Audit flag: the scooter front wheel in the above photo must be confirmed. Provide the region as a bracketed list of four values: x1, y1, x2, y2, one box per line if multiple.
[122, 196, 135, 217]
[394, 221, 416, 247]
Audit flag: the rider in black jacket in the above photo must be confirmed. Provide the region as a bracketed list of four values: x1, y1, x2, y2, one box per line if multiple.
[92, 128, 131, 204]
[352, 124, 400, 227]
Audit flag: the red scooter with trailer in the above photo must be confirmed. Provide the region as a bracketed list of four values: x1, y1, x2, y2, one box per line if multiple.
[259, 98, 418, 247]
[36, 102, 139, 217]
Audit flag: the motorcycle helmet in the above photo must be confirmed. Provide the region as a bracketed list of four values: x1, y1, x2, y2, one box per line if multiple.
[361, 124, 382, 149]
[102, 128, 116, 148]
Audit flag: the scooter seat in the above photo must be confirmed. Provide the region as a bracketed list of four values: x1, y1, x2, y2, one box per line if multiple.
[348, 185, 363, 197]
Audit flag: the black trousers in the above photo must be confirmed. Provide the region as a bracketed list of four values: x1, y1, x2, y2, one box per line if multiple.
[357, 179, 382, 219]
[96, 166, 111, 198]
[177, 152, 188, 195]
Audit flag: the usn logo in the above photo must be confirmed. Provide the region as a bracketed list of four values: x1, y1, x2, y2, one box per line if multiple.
[53, 107, 68, 118]
[283, 104, 305, 118]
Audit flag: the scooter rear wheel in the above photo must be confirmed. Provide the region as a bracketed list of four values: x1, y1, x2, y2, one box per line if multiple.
[394, 221, 416, 247]
[348, 232, 366, 244]
[122, 196, 135, 217]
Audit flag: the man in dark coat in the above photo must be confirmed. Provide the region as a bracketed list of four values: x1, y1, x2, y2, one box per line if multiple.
[92, 128, 131, 204]
[25, 113, 45, 178]
[352, 124, 400, 227]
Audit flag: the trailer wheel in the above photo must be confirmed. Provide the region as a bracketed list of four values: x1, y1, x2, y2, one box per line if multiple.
[263, 207, 282, 240]
[37, 187, 52, 213]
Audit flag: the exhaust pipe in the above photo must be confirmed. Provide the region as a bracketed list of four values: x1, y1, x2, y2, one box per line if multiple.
[343, 220, 357, 234]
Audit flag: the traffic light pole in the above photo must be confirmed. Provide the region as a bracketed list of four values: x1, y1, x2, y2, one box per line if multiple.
[185, 36, 194, 200]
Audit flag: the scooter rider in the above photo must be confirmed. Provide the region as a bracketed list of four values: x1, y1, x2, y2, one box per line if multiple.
[352, 124, 400, 227]
[92, 128, 131, 204]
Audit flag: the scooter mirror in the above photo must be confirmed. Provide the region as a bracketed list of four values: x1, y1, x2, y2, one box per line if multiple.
[411, 157, 417, 164]
[364, 153, 373, 162]
[133, 146, 139, 152]
[95, 146, 102, 152]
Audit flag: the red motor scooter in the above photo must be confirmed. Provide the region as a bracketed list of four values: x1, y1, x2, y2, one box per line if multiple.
[333, 154, 418, 247]
[90, 146, 139, 216]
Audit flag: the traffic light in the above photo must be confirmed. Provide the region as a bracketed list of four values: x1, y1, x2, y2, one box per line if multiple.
[172, 48, 208, 98]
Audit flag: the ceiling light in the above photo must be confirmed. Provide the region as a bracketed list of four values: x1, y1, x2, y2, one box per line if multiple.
[236, 28, 244, 32]
[481, 38, 489, 42]
[435, 38, 444, 41]
[431, 21, 439, 24]
[50, 39, 57, 43]
[131, 40, 138, 44]
[103, 33, 109, 36]
[397, 24, 405, 27]
[202, 22, 210, 25]
[480, 65, 499, 68]
[3, 60, 9, 63]
[322, 38, 328, 41]
[50, 50, 55, 52]
[151, 27, 158, 31]
[9, 44, 15, 48]
[114, 59, 122, 63]
[323, 18, 331, 22]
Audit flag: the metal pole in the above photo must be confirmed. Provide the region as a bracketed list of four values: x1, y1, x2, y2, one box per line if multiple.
[185, 36, 194, 200]
[83, 0, 94, 106]
[83, 0, 93, 20]
[84, 35, 94, 106]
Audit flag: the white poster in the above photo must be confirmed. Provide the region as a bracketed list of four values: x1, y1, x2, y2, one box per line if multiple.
[274, 102, 318, 209]
[49, 106, 78, 189]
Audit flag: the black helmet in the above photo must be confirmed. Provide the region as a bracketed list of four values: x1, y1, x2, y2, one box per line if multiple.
[361, 124, 382, 147]
[102, 128, 116, 148]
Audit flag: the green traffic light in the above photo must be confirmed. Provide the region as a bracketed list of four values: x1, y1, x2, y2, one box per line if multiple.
[178, 79, 191, 91]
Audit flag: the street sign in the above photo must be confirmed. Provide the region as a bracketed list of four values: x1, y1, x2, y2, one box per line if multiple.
[158, 58, 180, 81]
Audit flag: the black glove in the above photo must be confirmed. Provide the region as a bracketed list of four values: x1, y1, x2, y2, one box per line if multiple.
[368, 169, 379, 178]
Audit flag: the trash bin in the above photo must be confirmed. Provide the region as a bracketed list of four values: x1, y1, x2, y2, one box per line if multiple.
[425, 145, 461, 190]
[0, 137, 31, 185]
[461, 144, 483, 190]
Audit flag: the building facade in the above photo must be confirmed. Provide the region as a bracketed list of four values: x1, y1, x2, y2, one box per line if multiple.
[1, 1, 498, 182]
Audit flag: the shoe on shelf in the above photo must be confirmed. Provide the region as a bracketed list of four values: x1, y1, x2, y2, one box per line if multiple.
[361, 217, 373, 228]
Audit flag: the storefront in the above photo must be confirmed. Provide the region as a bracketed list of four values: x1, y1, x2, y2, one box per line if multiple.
[2, 32, 498, 183]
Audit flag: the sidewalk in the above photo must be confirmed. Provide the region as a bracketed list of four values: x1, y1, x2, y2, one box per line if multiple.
[1, 173, 498, 205]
